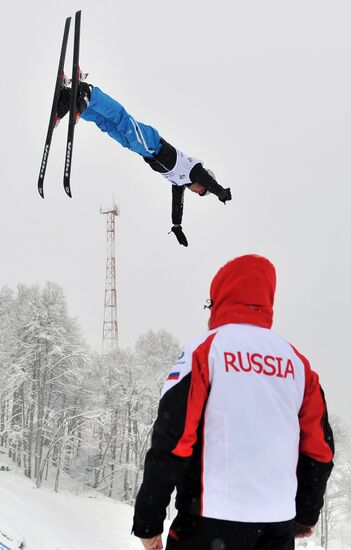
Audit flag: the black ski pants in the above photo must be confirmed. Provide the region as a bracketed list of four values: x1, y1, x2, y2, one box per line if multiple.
[165, 511, 296, 550]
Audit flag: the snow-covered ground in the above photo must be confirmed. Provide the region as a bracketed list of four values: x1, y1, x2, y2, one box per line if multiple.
[0, 466, 145, 550]
[0, 463, 349, 550]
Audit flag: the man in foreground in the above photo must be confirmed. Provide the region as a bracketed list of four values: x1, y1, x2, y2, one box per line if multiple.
[132, 254, 334, 549]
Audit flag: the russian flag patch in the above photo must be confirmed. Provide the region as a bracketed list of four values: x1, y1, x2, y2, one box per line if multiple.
[167, 371, 180, 381]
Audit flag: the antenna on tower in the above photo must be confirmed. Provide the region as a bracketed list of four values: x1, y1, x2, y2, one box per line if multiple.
[100, 201, 119, 356]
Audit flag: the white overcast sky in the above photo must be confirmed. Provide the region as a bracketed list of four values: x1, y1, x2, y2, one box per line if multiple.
[0, 1, 350, 420]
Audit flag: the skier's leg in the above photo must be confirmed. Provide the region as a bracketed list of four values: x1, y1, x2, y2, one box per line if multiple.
[80, 87, 162, 158]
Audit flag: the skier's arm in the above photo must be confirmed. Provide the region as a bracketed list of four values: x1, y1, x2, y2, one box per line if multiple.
[132, 333, 216, 539]
[142, 139, 186, 244]
[171, 186, 185, 226]
[296, 355, 334, 527]
[143, 139, 187, 246]
[170, 186, 188, 246]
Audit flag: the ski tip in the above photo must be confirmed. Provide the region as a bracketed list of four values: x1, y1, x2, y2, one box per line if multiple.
[38, 186, 45, 199]
[64, 186, 72, 198]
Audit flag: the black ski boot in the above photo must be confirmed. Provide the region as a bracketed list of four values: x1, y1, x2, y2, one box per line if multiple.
[56, 86, 71, 124]
[76, 82, 92, 117]
[56, 82, 92, 124]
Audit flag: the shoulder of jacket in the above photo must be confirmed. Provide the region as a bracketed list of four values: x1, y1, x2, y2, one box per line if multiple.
[184, 328, 218, 354]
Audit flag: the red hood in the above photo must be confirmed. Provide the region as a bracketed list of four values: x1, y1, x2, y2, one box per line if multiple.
[209, 255, 276, 330]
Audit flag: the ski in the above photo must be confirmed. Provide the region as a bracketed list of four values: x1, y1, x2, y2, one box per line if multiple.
[0, 529, 24, 549]
[63, 10, 82, 197]
[38, 17, 71, 198]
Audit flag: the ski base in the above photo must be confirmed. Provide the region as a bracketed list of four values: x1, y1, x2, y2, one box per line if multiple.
[37, 17, 71, 198]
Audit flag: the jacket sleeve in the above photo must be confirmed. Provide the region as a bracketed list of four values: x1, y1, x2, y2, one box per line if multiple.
[171, 186, 185, 225]
[144, 138, 185, 227]
[132, 333, 216, 538]
[295, 350, 334, 526]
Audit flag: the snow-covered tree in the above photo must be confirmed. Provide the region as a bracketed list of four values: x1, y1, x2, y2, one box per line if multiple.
[317, 415, 351, 548]
[0, 287, 181, 505]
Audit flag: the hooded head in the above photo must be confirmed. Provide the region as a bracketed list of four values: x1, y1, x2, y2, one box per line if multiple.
[208, 254, 276, 330]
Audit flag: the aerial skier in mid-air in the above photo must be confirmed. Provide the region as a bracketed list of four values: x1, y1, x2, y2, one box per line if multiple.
[57, 83, 232, 247]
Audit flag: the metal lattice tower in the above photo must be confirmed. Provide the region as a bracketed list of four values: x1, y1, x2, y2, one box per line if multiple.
[100, 202, 119, 356]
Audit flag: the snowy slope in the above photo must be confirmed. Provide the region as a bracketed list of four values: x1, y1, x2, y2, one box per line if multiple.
[0, 468, 145, 550]
[0, 467, 348, 550]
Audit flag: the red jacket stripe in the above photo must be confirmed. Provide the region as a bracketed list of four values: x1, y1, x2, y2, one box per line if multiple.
[172, 333, 216, 458]
[290, 344, 333, 463]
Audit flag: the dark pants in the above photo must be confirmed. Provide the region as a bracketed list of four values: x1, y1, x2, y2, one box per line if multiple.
[165, 512, 296, 550]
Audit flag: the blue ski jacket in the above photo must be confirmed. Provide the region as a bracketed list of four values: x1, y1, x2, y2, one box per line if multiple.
[81, 87, 162, 158]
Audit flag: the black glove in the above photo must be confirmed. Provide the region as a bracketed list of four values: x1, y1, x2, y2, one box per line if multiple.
[170, 226, 188, 247]
[218, 187, 232, 204]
